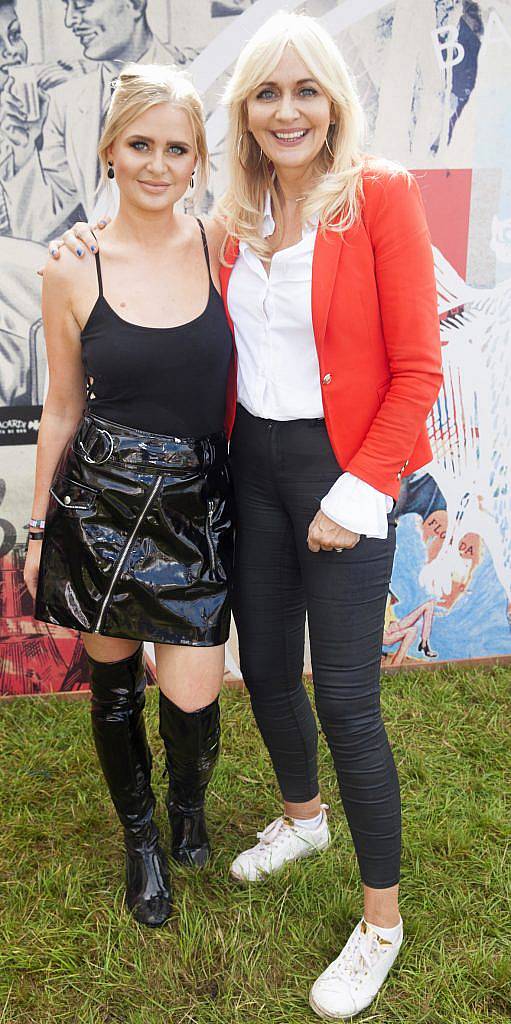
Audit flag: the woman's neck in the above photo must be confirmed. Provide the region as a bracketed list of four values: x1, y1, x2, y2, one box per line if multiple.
[273, 168, 315, 227]
[108, 198, 179, 250]
[274, 165, 314, 204]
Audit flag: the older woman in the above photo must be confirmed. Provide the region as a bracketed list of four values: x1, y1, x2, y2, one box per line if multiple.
[49, 11, 442, 1017]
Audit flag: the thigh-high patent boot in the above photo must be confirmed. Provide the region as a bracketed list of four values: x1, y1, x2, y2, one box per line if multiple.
[88, 646, 172, 926]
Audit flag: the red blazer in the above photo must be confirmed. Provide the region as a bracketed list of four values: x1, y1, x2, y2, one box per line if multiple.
[220, 161, 443, 502]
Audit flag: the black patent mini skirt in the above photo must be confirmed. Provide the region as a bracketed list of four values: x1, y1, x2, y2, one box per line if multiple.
[35, 413, 234, 646]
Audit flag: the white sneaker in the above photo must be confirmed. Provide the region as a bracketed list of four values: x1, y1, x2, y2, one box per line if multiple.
[309, 917, 403, 1020]
[230, 806, 330, 882]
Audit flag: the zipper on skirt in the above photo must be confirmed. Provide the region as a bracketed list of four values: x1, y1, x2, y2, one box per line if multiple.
[205, 499, 218, 574]
[94, 475, 163, 634]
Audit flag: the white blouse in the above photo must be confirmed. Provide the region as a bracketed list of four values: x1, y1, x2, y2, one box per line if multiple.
[226, 195, 393, 539]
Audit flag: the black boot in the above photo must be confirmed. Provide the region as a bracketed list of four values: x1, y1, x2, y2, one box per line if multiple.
[158, 692, 220, 868]
[88, 646, 172, 927]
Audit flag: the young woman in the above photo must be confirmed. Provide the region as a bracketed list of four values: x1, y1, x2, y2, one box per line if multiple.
[48, 11, 442, 1018]
[26, 64, 234, 929]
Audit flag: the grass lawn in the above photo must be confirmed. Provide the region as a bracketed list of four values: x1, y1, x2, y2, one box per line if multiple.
[0, 666, 510, 1024]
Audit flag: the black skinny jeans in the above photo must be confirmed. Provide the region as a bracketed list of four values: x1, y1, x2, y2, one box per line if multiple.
[230, 406, 401, 889]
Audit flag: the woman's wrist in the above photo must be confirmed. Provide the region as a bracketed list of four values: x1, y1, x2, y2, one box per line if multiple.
[25, 528, 44, 554]
[29, 516, 46, 529]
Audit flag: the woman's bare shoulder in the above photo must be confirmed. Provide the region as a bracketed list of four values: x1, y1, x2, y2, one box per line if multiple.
[201, 214, 227, 256]
[42, 245, 96, 295]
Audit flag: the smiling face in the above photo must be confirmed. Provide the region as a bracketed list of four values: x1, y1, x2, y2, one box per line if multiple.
[107, 102, 196, 214]
[61, 0, 141, 61]
[246, 45, 332, 181]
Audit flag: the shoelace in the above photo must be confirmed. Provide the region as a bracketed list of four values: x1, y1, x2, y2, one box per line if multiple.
[329, 924, 387, 983]
[255, 805, 329, 849]
[255, 815, 291, 848]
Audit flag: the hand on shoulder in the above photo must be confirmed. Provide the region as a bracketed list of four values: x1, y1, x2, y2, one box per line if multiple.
[41, 242, 96, 303]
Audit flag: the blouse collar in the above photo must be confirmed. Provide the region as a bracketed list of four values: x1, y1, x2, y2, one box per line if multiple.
[238, 192, 318, 257]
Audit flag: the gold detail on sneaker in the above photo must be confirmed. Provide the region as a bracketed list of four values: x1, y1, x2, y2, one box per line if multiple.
[361, 920, 393, 945]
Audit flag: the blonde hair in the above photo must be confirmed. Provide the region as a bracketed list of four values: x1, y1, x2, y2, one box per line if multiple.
[97, 62, 209, 194]
[218, 10, 367, 261]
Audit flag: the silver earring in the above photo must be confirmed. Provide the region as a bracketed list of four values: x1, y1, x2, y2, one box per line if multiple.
[325, 124, 335, 159]
[190, 170, 195, 189]
[237, 131, 264, 170]
[107, 161, 115, 179]
[237, 131, 249, 170]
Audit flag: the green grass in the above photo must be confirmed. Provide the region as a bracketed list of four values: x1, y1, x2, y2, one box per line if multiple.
[0, 666, 510, 1024]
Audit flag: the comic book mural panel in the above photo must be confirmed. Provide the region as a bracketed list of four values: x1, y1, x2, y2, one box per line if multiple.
[1, 0, 510, 693]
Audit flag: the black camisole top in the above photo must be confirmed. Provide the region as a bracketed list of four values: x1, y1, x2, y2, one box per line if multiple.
[80, 219, 232, 438]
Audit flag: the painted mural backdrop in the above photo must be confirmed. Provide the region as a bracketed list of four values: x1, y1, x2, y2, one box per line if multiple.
[0, 0, 510, 694]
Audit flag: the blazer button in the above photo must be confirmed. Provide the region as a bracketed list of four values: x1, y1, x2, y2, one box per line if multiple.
[64, 495, 71, 505]
[322, 373, 332, 385]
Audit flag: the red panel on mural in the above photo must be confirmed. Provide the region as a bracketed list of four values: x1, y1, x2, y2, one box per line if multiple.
[412, 169, 472, 277]
[0, 544, 157, 696]
[0, 544, 91, 695]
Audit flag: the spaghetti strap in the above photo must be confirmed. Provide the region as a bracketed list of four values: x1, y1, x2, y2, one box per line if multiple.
[91, 232, 103, 297]
[196, 218, 212, 278]
[94, 252, 103, 297]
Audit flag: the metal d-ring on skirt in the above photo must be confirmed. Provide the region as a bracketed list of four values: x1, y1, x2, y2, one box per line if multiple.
[34, 413, 234, 646]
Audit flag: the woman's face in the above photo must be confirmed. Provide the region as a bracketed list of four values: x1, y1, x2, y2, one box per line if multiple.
[108, 102, 197, 213]
[0, 4, 28, 92]
[246, 45, 332, 179]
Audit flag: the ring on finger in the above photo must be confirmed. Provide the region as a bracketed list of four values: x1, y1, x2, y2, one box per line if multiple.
[334, 547, 344, 553]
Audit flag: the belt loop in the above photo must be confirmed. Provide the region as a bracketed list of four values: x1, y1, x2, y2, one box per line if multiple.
[199, 438, 208, 471]
[80, 416, 93, 448]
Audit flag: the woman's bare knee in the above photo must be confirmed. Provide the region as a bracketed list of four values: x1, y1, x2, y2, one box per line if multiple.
[81, 633, 141, 664]
[154, 643, 224, 711]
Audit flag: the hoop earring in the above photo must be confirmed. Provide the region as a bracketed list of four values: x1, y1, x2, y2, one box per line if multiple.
[107, 161, 115, 179]
[325, 127, 335, 160]
[237, 131, 265, 171]
[237, 131, 250, 171]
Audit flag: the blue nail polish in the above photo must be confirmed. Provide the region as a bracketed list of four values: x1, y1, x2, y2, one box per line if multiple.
[98, 220, 106, 227]
[91, 245, 96, 252]
[77, 247, 83, 256]
[50, 248, 57, 256]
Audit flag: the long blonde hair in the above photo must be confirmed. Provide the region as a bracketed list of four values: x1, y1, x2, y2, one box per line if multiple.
[97, 62, 209, 195]
[218, 10, 367, 261]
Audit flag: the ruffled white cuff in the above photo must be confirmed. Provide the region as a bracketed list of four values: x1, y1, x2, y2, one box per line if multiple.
[320, 473, 393, 540]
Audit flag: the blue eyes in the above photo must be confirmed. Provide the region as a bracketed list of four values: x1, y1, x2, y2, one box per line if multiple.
[129, 142, 187, 155]
[256, 87, 318, 101]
